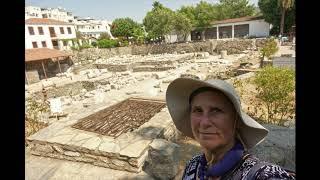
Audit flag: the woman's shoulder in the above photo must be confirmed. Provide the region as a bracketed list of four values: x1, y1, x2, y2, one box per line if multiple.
[182, 154, 202, 179]
[184, 154, 202, 171]
[241, 155, 295, 179]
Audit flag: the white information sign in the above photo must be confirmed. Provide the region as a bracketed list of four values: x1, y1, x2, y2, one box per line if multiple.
[49, 98, 62, 114]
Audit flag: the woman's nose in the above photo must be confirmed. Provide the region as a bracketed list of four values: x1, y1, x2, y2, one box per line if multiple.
[199, 114, 211, 128]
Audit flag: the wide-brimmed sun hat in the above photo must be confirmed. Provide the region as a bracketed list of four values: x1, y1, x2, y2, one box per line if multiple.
[166, 78, 269, 149]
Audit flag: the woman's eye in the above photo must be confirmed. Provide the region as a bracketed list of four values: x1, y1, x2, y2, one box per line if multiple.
[211, 108, 222, 113]
[192, 107, 202, 113]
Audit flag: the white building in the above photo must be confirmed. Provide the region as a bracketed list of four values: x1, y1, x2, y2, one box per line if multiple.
[191, 16, 270, 41]
[25, 18, 77, 50]
[25, 6, 42, 19]
[25, 6, 75, 23]
[75, 17, 114, 40]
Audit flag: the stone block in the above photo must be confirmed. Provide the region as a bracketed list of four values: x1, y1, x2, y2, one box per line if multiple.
[147, 139, 180, 180]
[64, 151, 81, 157]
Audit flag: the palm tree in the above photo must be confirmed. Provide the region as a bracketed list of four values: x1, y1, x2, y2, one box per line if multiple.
[278, 0, 295, 36]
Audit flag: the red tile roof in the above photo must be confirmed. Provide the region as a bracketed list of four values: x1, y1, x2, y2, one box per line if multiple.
[25, 48, 73, 62]
[25, 18, 73, 25]
[211, 16, 264, 25]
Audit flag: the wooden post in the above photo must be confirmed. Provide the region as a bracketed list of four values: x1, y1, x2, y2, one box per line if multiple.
[25, 69, 29, 85]
[216, 26, 219, 40]
[57, 59, 62, 74]
[41, 61, 47, 79]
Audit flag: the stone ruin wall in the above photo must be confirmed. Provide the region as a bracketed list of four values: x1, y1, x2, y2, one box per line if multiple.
[72, 39, 265, 62]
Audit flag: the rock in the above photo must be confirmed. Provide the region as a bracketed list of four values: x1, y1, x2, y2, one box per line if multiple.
[146, 88, 158, 97]
[79, 70, 89, 76]
[121, 71, 131, 76]
[110, 84, 118, 90]
[87, 72, 97, 79]
[84, 92, 94, 98]
[126, 90, 140, 95]
[105, 84, 111, 91]
[220, 50, 227, 59]
[34, 144, 54, 153]
[42, 80, 55, 88]
[52, 145, 64, 153]
[146, 139, 180, 180]
[61, 97, 72, 106]
[99, 80, 110, 85]
[151, 72, 167, 80]
[81, 89, 87, 94]
[153, 82, 161, 88]
[100, 69, 108, 74]
[249, 124, 295, 171]
[204, 52, 210, 57]
[64, 151, 81, 157]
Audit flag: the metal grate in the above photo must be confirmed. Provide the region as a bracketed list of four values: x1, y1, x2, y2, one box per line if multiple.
[72, 98, 166, 137]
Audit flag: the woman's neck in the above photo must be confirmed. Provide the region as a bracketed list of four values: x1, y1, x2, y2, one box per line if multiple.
[204, 139, 236, 165]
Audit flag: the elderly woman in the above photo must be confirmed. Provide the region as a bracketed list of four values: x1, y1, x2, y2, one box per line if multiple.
[166, 78, 295, 180]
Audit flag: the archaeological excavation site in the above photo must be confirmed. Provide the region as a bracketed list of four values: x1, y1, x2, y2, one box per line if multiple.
[25, 40, 296, 179]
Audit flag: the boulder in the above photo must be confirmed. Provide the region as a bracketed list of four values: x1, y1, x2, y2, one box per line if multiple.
[204, 52, 210, 58]
[146, 139, 180, 180]
[152, 72, 167, 80]
[249, 124, 295, 171]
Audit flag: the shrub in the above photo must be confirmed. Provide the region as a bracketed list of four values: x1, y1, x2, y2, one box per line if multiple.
[25, 96, 50, 137]
[91, 41, 97, 47]
[253, 66, 295, 124]
[97, 39, 119, 48]
[260, 38, 279, 59]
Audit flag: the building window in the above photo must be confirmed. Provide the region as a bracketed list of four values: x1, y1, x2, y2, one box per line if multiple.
[49, 27, 56, 37]
[38, 27, 44, 35]
[52, 40, 58, 49]
[41, 41, 47, 47]
[60, 27, 65, 34]
[28, 27, 35, 35]
[63, 41, 67, 46]
[67, 27, 72, 34]
[32, 42, 38, 48]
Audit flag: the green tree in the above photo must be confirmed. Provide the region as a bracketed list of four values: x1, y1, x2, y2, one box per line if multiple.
[132, 26, 146, 44]
[278, 0, 295, 36]
[217, 0, 256, 20]
[111, 17, 139, 40]
[99, 32, 111, 40]
[193, 1, 217, 40]
[258, 0, 295, 35]
[143, 1, 175, 41]
[177, 5, 197, 27]
[174, 13, 193, 42]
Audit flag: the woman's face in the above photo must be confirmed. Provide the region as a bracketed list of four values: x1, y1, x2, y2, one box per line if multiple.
[190, 90, 237, 152]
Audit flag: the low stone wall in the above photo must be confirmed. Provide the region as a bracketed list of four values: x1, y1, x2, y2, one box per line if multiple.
[255, 38, 268, 48]
[133, 66, 176, 72]
[72, 39, 261, 63]
[134, 60, 174, 66]
[104, 64, 131, 72]
[32, 81, 96, 100]
[216, 39, 254, 54]
[27, 139, 148, 173]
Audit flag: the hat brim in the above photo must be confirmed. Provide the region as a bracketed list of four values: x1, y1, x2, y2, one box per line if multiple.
[166, 78, 268, 149]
